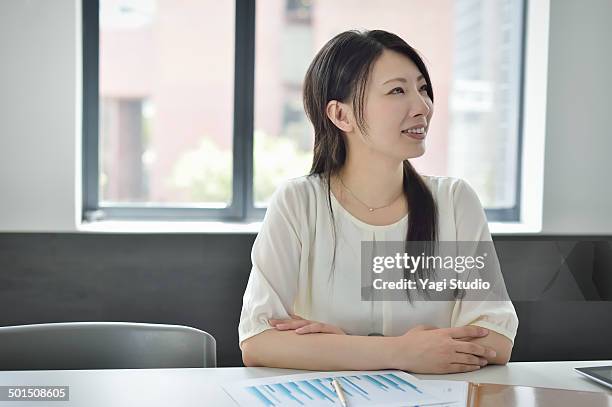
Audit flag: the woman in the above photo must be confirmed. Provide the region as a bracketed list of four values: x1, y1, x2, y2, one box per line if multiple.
[239, 29, 518, 373]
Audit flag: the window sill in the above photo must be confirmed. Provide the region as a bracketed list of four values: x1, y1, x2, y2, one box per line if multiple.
[77, 220, 263, 234]
[78, 220, 541, 235]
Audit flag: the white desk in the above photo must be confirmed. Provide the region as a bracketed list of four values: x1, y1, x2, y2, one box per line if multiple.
[0, 361, 609, 406]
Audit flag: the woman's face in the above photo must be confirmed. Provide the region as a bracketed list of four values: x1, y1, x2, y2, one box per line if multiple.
[355, 49, 434, 161]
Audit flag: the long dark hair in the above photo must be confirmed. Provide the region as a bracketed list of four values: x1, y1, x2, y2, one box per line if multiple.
[303, 29, 439, 301]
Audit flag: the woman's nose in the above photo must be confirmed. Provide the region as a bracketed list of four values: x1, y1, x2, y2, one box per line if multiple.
[409, 90, 431, 117]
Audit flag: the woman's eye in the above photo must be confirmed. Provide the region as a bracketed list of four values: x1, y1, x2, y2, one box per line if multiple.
[390, 85, 429, 95]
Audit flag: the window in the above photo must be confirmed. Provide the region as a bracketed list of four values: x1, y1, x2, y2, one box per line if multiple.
[84, 0, 526, 222]
[83, 0, 239, 221]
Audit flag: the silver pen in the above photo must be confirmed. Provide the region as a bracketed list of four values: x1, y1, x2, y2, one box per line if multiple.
[331, 378, 348, 407]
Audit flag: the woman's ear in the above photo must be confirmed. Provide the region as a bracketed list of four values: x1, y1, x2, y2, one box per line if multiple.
[326, 100, 354, 133]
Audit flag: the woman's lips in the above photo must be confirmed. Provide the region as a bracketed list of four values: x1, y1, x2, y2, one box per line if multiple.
[402, 131, 426, 140]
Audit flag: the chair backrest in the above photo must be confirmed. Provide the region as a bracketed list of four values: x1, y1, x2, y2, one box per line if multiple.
[0, 322, 216, 370]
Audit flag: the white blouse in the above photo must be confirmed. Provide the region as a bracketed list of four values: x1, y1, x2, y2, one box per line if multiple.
[238, 173, 518, 349]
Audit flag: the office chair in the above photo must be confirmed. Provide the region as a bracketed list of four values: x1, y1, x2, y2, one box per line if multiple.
[0, 322, 217, 370]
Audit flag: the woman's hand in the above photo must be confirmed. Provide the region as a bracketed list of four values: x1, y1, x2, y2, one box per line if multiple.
[269, 314, 346, 335]
[389, 325, 497, 374]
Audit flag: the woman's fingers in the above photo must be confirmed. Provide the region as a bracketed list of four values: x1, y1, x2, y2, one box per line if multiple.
[268, 318, 300, 326]
[453, 352, 488, 367]
[295, 323, 325, 334]
[295, 323, 344, 335]
[443, 325, 489, 339]
[269, 313, 305, 326]
[272, 320, 311, 330]
[454, 341, 497, 359]
[268, 319, 289, 326]
[269, 316, 345, 335]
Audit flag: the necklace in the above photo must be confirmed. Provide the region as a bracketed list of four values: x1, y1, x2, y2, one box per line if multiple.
[338, 175, 404, 213]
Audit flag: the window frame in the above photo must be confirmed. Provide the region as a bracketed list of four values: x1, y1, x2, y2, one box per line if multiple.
[82, 0, 525, 223]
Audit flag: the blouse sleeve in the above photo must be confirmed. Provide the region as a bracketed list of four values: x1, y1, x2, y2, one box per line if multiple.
[238, 180, 303, 349]
[449, 178, 519, 343]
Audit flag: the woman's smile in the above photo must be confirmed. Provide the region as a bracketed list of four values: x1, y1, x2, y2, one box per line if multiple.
[401, 127, 427, 140]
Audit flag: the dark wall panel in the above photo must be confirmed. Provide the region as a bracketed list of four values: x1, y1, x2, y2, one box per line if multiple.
[0, 233, 611, 366]
[0, 233, 255, 367]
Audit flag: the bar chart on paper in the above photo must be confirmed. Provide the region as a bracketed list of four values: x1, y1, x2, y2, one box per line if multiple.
[222, 370, 454, 406]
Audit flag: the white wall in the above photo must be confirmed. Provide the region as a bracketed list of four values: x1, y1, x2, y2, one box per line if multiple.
[541, 0, 612, 234]
[0, 0, 610, 234]
[0, 0, 80, 232]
